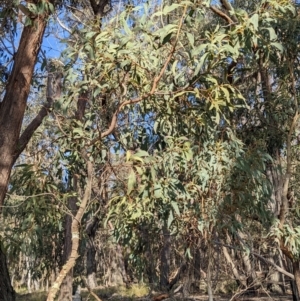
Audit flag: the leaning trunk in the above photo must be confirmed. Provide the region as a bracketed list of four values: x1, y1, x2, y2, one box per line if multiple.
[0, 11, 48, 301]
[0, 15, 47, 210]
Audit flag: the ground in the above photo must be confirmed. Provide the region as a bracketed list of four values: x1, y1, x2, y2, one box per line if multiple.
[16, 288, 294, 301]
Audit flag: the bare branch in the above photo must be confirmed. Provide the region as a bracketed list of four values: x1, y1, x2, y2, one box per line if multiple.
[252, 252, 294, 279]
[210, 5, 234, 25]
[220, 0, 238, 23]
[55, 15, 72, 34]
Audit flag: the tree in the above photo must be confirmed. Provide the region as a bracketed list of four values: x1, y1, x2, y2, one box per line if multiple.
[2, 1, 300, 300]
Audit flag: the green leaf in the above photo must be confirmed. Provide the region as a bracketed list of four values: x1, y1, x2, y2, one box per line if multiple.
[134, 150, 149, 157]
[267, 27, 277, 41]
[171, 201, 180, 216]
[271, 42, 284, 52]
[127, 169, 136, 195]
[249, 13, 259, 30]
[168, 210, 174, 228]
[194, 52, 209, 76]
[186, 32, 194, 48]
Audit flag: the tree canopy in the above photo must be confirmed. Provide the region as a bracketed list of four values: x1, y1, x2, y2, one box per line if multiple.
[1, 0, 300, 301]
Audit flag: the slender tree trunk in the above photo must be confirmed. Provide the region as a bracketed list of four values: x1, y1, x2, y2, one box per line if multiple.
[222, 245, 247, 287]
[192, 244, 201, 292]
[207, 243, 214, 301]
[292, 261, 300, 301]
[57, 197, 78, 301]
[47, 159, 93, 301]
[160, 224, 171, 289]
[86, 216, 99, 289]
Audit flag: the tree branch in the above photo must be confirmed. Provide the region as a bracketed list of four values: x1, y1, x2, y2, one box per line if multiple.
[220, 0, 238, 23]
[252, 252, 294, 279]
[16, 70, 63, 163]
[16, 100, 52, 163]
[210, 6, 234, 25]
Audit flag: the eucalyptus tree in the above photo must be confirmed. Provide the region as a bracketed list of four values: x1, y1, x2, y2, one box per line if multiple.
[0, 1, 111, 300]
[1, 1, 300, 301]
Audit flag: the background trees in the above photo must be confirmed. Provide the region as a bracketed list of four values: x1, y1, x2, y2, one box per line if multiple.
[1, 0, 300, 300]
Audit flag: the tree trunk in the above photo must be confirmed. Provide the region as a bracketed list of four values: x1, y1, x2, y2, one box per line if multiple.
[47, 161, 93, 301]
[0, 246, 15, 301]
[222, 245, 247, 288]
[58, 91, 89, 300]
[160, 224, 171, 289]
[0, 10, 48, 301]
[86, 216, 99, 289]
[292, 261, 300, 301]
[57, 196, 78, 301]
[0, 15, 47, 210]
[267, 253, 285, 294]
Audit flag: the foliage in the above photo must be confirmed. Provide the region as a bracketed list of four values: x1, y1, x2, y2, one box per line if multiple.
[2, 0, 300, 297]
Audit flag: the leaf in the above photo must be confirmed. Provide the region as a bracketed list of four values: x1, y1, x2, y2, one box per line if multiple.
[127, 169, 136, 195]
[186, 32, 194, 48]
[126, 150, 131, 162]
[154, 184, 162, 198]
[162, 32, 173, 45]
[48, 2, 54, 13]
[168, 210, 174, 228]
[163, 3, 181, 15]
[249, 13, 259, 30]
[171, 201, 180, 216]
[271, 42, 284, 52]
[193, 52, 209, 76]
[134, 150, 149, 157]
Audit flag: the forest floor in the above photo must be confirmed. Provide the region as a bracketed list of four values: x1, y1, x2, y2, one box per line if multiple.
[16, 289, 294, 301]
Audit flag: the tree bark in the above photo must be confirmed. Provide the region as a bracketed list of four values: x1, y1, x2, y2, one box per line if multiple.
[0, 10, 48, 301]
[47, 160, 93, 301]
[292, 261, 300, 301]
[57, 90, 89, 300]
[57, 196, 78, 301]
[86, 216, 99, 289]
[0, 246, 15, 301]
[0, 15, 47, 210]
[160, 224, 171, 289]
